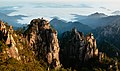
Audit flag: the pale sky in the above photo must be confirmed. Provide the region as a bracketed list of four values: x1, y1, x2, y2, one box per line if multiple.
[0, 0, 120, 10]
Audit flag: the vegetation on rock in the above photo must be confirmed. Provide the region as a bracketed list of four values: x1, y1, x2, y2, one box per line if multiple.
[0, 18, 120, 71]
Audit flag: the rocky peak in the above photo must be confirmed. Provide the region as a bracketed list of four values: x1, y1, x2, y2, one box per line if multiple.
[0, 20, 7, 34]
[29, 18, 50, 30]
[88, 12, 107, 18]
[60, 28, 98, 68]
[0, 20, 20, 60]
[84, 33, 98, 60]
[6, 26, 20, 60]
[25, 18, 61, 69]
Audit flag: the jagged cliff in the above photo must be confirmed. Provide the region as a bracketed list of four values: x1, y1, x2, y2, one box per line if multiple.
[24, 18, 61, 69]
[0, 21, 20, 60]
[60, 28, 98, 68]
[0, 18, 119, 71]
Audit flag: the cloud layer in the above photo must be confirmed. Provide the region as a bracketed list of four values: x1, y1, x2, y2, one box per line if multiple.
[0, 0, 120, 10]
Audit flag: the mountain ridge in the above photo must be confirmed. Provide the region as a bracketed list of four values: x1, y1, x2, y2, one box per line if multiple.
[0, 18, 119, 71]
[0, 11, 27, 27]
[50, 17, 92, 35]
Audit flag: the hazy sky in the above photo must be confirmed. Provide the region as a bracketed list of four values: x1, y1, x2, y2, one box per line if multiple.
[0, 0, 120, 24]
[0, 0, 120, 10]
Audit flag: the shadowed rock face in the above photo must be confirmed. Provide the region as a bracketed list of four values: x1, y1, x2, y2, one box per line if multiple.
[25, 18, 61, 69]
[60, 28, 98, 68]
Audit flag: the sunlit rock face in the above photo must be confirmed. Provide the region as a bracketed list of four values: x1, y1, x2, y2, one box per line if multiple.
[84, 33, 98, 61]
[0, 21, 20, 60]
[6, 26, 20, 60]
[0, 20, 7, 35]
[60, 28, 98, 68]
[25, 18, 61, 69]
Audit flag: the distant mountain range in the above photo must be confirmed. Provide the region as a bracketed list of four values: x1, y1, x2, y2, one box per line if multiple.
[1, 9, 120, 30]
[50, 12, 120, 34]
[0, 8, 27, 28]
[1, 10, 120, 52]
[0, 6, 22, 14]
[74, 12, 120, 28]
[88, 12, 108, 18]
[112, 10, 120, 15]
[50, 17, 92, 35]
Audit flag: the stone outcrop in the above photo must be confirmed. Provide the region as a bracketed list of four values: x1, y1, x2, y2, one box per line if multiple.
[0, 20, 7, 35]
[24, 18, 61, 69]
[84, 33, 98, 61]
[6, 26, 20, 60]
[0, 21, 20, 60]
[60, 28, 99, 67]
[0, 20, 7, 41]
